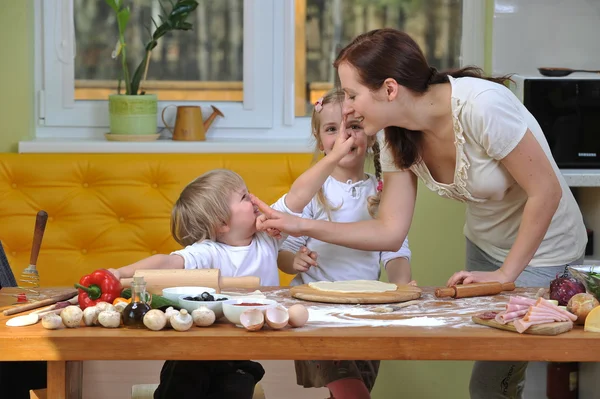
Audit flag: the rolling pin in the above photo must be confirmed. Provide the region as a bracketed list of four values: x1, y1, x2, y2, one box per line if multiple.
[435, 281, 516, 299]
[120, 269, 260, 294]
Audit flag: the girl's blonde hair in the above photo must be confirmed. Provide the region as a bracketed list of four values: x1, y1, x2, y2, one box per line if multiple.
[311, 89, 383, 220]
[170, 169, 245, 246]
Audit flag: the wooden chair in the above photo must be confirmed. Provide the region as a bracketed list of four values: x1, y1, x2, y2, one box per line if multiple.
[131, 382, 266, 399]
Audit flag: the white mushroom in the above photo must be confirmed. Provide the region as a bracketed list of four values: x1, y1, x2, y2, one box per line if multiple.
[95, 302, 117, 313]
[82, 306, 101, 326]
[143, 309, 168, 331]
[192, 307, 216, 327]
[60, 305, 83, 328]
[164, 306, 180, 328]
[170, 309, 193, 331]
[41, 313, 63, 330]
[98, 310, 121, 328]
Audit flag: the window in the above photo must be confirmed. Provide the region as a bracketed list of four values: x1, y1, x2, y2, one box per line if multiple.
[32, 0, 484, 143]
[74, 1, 244, 102]
[296, 0, 465, 116]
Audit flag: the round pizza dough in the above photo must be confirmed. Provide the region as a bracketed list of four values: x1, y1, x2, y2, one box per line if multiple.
[307, 280, 398, 293]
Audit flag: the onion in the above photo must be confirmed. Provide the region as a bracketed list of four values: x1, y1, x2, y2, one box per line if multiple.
[549, 267, 586, 306]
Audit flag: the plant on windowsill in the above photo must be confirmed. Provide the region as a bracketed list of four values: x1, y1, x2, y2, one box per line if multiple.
[105, 0, 198, 138]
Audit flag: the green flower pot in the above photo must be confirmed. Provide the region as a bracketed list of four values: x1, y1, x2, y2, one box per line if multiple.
[108, 94, 158, 135]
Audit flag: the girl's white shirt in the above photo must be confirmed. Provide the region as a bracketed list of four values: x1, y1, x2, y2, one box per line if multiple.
[380, 75, 587, 266]
[170, 198, 299, 286]
[280, 174, 411, 286]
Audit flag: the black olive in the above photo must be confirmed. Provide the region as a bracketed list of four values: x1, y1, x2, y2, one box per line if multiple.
[183, 296, 195, 301]
[193, 295, 203, 301]
[201, 292, 214, 301]
[217, 297, 228, 301]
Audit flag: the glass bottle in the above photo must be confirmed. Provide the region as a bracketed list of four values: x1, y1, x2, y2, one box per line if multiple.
[122, 276, 152, 329]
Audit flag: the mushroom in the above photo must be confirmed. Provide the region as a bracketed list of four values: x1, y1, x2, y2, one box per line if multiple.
[60, 305, 83, 328]
[95, 302, 117, 313]
[192, 307, 216, 327]
[41, 313, 63, 330]
[164, 306, 180, 328]
[98, 310, 121, 328]
[82, 306, 101, 326]
[143, 309, 168, 331]
[170, 309, 193, 331]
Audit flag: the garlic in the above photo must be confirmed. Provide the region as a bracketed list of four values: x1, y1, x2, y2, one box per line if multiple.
[95, 302, 116, 313]
[143, 309, 168, 331]
[82, 306, 101, 326]
[98, 310, 121, 328]
[170, 309, 193, 331]
[192, 307, 216, 327]
[113, 301, 128, 314]
[41, 313, 63, 330]
[60, 305, 83, 328]
[164, 306, 180, 328]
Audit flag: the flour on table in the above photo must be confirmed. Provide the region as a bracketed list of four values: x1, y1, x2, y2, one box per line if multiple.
[308, 280, 397, 293]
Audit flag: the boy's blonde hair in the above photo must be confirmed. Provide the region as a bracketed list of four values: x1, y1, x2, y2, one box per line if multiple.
[311, 89, 383, 220]
[170, 169, 245, 246]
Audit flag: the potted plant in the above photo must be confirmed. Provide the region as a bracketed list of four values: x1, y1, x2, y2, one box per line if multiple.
[105, 0, 198, 137]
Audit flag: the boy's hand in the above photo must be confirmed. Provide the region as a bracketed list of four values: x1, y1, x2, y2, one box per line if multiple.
[107, 268, 121, 281]
[293, 246, 318, 273]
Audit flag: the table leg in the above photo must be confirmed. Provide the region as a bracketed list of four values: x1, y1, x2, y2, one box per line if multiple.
[47, 361, 83, 399]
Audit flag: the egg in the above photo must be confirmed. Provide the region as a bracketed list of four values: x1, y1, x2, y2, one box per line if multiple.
[240, 308, 264, 331]
[287, 304, 309, 328]
[265, 306, 289, 329]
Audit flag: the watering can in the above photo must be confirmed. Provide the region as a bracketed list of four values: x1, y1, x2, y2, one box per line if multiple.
[161, 105, 224, 141]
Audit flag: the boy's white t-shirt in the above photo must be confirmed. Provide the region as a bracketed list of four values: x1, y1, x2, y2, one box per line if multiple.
[380, 76, 587, 267]
[279, 174, 411, 286]
[170, 198, 299, 286]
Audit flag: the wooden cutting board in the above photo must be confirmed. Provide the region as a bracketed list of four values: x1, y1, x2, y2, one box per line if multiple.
[290, 284, 422, 304]
[472, 314, 573, 336]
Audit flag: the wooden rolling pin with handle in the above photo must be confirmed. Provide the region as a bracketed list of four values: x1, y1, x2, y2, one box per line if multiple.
[435, 281, 516, 299]
[120, 269, 260, 294]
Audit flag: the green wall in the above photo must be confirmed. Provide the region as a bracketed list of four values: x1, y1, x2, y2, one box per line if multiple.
[0, 1, 495, 397]
[0, 0, 33, 152]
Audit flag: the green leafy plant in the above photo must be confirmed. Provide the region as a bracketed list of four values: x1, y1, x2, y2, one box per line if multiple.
[105, 0, 199, 95]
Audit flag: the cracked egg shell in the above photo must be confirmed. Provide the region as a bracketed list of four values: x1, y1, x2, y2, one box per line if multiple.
[240, 308, 264, 331]
[265, 306, 289, 329]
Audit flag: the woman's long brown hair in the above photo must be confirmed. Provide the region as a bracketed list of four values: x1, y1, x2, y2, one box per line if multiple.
[334, 28, 512, 170]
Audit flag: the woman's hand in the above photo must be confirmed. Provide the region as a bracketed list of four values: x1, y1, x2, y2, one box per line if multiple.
[251, 194, 305, 236]
[293, 246, 318, 273]
[446, 269, 513, 286]
[256, 214, 282, 239]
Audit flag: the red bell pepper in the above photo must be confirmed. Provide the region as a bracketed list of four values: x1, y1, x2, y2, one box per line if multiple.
[74, 269, 123, 310]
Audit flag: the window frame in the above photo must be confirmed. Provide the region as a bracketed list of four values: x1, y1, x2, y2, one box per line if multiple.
[32, 0, 485, 143]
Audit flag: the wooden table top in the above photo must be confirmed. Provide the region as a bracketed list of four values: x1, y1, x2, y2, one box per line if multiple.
[1, 286, 599, 362]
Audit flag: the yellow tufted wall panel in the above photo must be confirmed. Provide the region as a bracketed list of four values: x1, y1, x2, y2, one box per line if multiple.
[0, 153, 313, 287]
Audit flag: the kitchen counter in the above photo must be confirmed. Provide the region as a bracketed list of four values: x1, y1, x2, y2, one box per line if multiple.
[1, 286, 599, 398]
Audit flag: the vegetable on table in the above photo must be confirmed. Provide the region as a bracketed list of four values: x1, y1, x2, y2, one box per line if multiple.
[75, 269, 123, 310]
[549, 267, 585, 306]
[113, 297, 131, 305]
[120, 288, 180, 310]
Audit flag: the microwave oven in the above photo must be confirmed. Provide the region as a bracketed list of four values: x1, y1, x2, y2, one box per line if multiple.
[508, 74, 600, 169]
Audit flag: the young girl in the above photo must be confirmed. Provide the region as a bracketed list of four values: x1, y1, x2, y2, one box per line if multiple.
[109, 168, 300, 399]
[277, 89, 413, 399]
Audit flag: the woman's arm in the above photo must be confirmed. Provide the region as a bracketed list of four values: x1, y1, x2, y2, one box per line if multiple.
[254, 169, 418, 251]
[109, 254, 184, 280]
[448, 129, 561, 285]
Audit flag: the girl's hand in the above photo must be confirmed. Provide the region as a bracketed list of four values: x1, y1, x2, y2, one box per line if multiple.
[293, 246, 318, 272]
[328, 117, 357, 162]
[446, 269, 513, 287]
[251, 194, 305, 237]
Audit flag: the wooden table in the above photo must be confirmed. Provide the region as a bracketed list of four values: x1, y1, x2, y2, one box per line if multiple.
[1, 286, 600, 398]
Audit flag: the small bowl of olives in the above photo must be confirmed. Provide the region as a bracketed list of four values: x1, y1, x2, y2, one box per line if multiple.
[178, 292, 231, 319]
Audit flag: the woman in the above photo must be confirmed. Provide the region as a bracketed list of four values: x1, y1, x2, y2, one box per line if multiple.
[253, 29, 587, 399]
